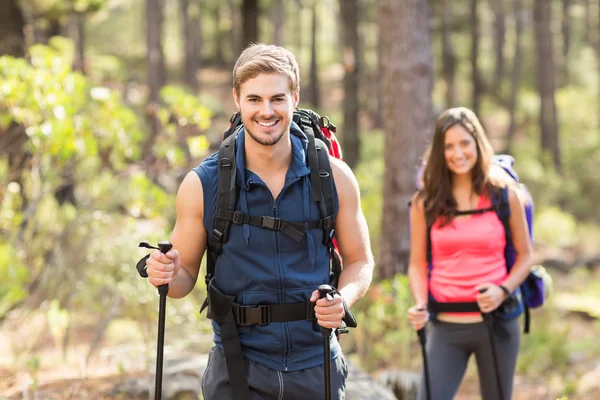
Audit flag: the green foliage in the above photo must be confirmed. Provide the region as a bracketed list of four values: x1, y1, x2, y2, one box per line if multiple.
[534, 207, 578, 248]
[344, 274, 418, 372]
[353, 130, 384, 256]
[0, 40, 210, 332]
[517, 303, 571, 377]
[0, 242, 28, 319]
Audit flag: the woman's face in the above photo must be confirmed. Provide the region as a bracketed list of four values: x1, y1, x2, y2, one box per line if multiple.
[443, 124, 478, 177]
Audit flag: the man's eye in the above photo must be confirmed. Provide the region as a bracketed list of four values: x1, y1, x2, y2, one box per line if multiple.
[273, 98, 284, 103]
[248, 98, 259, 102]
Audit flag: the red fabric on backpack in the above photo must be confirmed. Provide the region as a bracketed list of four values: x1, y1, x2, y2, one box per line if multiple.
[321, 126, 343, 159]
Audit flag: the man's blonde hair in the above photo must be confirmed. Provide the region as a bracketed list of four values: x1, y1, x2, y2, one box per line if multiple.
[233, 43, 300, 94]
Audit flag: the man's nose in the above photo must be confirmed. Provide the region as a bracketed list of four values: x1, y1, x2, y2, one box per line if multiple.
[260, 101, 274, 116]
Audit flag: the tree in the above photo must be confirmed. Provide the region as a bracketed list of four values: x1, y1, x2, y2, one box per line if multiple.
[470, 0, 482, 116]
[534, 0, 561, 172]
[144, 0, 167, 162]
[440, 0, 456, 107]
[561, 0, 572, 84]
[489, 0, 506, 97]
[378, 0, 433, 278]
[241, 0, 259, 50]
[180, 0, 201, 89]
[0, 0, 25, 60]
[339, 0, 360, 168]
[505, 0, 525, 154]
[307, 0, 320, 108]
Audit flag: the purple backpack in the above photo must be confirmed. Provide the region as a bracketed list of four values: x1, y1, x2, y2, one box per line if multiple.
[490, 155, 546, 332]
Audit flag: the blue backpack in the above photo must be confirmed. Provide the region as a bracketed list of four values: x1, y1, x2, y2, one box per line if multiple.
[417, 155, 549, 333]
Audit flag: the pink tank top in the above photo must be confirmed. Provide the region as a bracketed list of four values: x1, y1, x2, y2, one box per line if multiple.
[429, 194, 507, 316]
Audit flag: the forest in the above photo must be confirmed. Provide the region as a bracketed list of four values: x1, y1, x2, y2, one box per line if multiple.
[1, 0, 599, 399]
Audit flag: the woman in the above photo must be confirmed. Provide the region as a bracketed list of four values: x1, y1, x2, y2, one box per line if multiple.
[407, 107, 533, 400]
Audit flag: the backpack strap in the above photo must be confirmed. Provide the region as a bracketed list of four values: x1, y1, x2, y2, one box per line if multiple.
[201, 133, 238, 314]
[492, 187, 531, 333]
[492, 187, 512, 246]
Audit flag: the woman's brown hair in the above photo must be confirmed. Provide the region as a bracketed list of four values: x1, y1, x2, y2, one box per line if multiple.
[418, 107, 502, 227]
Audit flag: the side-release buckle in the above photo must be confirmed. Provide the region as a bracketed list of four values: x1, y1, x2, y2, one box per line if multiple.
[235, 304, 271, 326]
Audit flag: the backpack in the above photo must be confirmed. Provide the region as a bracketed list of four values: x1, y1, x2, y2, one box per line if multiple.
[201, 107, 355, 330]
[417, 155, 551, 333]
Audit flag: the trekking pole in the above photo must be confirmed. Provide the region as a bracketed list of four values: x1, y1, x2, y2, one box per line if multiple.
[479, 288, 504, 400]
[317, 284, 335, 400]
[417, 323, 431, 400]
[139, 241, 173, 400]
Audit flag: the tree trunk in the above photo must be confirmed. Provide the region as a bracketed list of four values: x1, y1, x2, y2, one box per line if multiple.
[440, 0, 456, 107]
[294, 0, 304, 66]
[0, 0, 25, 57]
[339, 0, 360, 168]
[561, 0, 571, 84]
[505, 0, 525, 154]
[69, 11, 86, 74]
[307, 1, 320, 108]
[0, 0, 30, 210]
[273, 1, 284, 45]
[378, 0, 433, 278]
[213, 1, 226, 66]
[490, 0, 506, 97]
[180, 0, 200, 89]
[534, 0, 561, 172]
[470, 0, 482, 116]
[144, 0, 166, 162]
[241, 0, 259, 50]
[584, 0, 590, 44]
[227, 0, 241, 61]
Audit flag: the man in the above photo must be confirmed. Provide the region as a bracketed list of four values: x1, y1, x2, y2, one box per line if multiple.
[145, 43, 374, 399]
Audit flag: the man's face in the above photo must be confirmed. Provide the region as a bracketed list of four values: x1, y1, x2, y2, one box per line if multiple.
[233, 73, 299, 147]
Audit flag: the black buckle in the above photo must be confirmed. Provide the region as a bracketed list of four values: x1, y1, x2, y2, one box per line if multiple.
[235, 305, 271, 326]
[211, 229, 223, 241]
[261, 216, 282, 231]
[320, 216, 334, 231]
[232, 211, 243, 224]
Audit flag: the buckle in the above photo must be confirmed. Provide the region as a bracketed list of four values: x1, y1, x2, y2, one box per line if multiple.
[320, 216, 334, 231]
[232, 211, 243, 224]
[261, 216, 282, 231]
[235, 305, 271, 326]
[211, 229, 223, 241]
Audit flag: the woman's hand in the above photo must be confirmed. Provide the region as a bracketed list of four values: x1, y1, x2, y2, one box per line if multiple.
[475, 283, 506, 313]
[407, 303, 430, 331]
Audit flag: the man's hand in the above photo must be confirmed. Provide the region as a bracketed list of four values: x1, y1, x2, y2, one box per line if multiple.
[310, 290, 345, 330]
[146, 249, 181, 288]
[475, 283, 505, 313]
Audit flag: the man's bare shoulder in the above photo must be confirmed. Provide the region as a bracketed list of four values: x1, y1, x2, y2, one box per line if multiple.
[177, 171, 204, 219]
[329, 156, 359, 194]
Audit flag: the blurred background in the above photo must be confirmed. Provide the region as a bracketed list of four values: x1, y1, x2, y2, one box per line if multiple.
[1, 0, 599, 399]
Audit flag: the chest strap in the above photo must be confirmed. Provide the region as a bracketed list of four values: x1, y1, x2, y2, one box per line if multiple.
[216, 209, 334, 242]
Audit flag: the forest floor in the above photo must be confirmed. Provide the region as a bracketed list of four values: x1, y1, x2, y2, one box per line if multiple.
[1, 268, 599, 400]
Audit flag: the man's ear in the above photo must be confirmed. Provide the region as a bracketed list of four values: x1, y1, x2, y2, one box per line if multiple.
[233, 88, 240, 111]
[293, 90, 300, 108]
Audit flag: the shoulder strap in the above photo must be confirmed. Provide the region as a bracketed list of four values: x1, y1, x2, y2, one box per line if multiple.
[492, 187, 512, 244]
[205, 133, 239, 287]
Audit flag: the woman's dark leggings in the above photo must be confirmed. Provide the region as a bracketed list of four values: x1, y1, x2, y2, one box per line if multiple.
[417, 318, 520, 400]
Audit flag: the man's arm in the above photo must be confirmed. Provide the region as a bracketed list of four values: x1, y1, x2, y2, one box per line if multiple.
[329, 157, 375, 308]
[146, 170, 207, 298]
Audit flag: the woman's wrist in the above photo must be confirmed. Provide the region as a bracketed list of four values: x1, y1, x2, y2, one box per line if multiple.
[498, 284, 511, 298]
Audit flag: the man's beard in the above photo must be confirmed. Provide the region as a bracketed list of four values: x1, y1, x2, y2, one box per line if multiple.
[245, 121, 288, 146]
